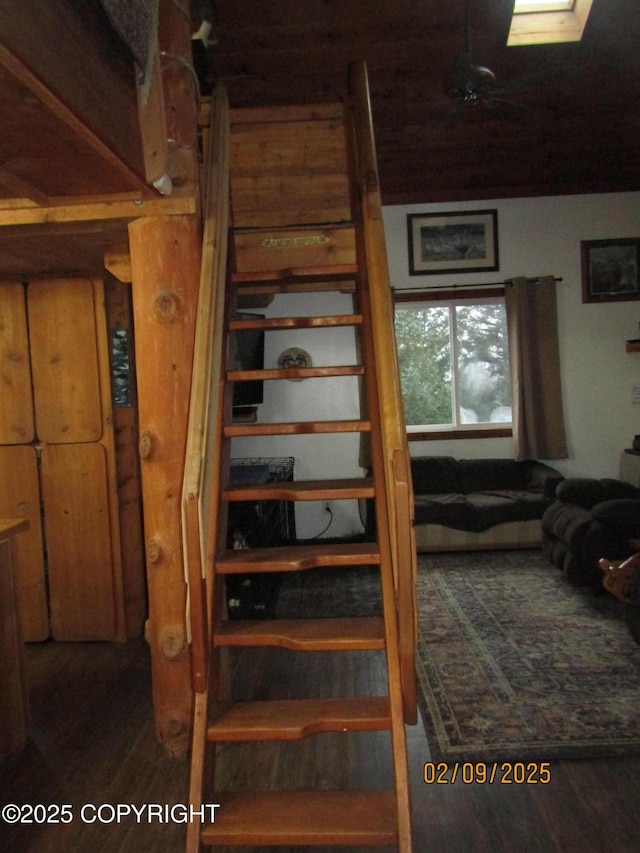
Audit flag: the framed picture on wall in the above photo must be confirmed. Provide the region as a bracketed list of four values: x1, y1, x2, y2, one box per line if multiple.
[407, 209, 499, 275]
[581, 238, 640, 303]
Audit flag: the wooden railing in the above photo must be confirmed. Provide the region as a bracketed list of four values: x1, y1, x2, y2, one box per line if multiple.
[181, 85, 230, 694]
[348, 61, 418, 723]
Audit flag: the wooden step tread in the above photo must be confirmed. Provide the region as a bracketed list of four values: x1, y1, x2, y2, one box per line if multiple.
[224, 419, 370, 437]
[232, 264, 358, 286]
[208, 696, 391, 741]
[230, 314, 363, 330]
[216, 541, 381, 573]
[232, 279, 357, 296]
[229, 364, 364, 382]
[200, 790, 397, 847]
[223, 476, 375, 502]
[214, 617, 386, 650]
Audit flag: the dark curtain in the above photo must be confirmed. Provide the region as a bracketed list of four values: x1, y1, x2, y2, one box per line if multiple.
[505, 276, 568, 460]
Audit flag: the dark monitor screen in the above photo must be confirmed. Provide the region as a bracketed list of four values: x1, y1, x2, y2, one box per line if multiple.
[232, 313, 264, 409]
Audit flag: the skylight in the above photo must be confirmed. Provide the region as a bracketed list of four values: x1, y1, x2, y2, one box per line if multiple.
[514, 1, 574, 12]
[508, 0, 592, 45]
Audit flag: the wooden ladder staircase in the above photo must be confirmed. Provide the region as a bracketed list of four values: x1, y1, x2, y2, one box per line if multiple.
[183, 62, 417, 852]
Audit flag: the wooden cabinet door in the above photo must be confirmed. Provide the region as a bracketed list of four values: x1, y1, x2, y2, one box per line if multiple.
[41, 443, 116, 641]
[0, 277, 141, 642]
[0, 282, 34, 445]
[0, 445, 48, 640]
[27, 278, 103, 444]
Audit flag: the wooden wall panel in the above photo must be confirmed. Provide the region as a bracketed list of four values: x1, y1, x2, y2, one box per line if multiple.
[27, 278, 102, 444]
[233, 226, 356, 273]
[0, 446, 48, 640]
[41, 443, 116, 641]
[0, 281, 34, 444]
[230, 113, 351, 229]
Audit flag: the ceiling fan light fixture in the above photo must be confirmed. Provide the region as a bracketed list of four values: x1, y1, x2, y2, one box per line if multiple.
[445, 54, 496, 102]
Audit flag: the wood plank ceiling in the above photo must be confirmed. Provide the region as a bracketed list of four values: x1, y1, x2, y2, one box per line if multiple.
[204, 0, 640, 205]
[0, 0, 638, 279]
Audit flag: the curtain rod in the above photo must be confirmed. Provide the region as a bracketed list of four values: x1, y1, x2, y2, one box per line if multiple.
[395, 276, 563, 294]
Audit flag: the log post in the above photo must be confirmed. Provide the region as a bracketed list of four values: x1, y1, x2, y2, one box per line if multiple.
[128, 214, 201, 756]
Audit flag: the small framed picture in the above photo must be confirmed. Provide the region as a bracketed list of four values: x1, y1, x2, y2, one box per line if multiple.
[407, 209, 499, 276]
[581, 238, 640, 303]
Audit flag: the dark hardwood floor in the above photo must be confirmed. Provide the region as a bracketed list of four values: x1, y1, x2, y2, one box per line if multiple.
[1, 637, 640, 852]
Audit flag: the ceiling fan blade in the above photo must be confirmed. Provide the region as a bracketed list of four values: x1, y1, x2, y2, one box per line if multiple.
[484, 97, 533, 123]
[492, 63, 572, 99]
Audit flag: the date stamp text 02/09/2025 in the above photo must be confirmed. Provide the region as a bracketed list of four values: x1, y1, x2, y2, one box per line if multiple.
[423, 762, 552, 785]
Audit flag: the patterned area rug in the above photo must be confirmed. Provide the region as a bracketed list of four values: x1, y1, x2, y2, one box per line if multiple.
[275, 550, 640, 761]
[276, 565, 382, 619]
[417, 550, 640, 762]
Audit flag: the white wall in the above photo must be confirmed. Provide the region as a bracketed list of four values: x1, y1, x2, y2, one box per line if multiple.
[231, 290, 366, 539]
[384, 192, 640, 480]
[236, 191, 640, 537]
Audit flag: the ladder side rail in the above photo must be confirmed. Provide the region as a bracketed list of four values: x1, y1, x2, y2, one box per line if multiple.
[356, 271, 414, 852]
[347, 61, 418, 721]
[181, 84, 231, 694]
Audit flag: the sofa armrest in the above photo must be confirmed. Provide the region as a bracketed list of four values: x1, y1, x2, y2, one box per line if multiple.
[600, 478, 640, 501]
[556, 478, 609, 509]
[591, 498, 640, 531]
[556, 477, 640, 510]
[525, 462, 564, 499]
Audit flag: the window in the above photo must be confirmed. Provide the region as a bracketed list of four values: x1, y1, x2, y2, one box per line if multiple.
[395, 296, 512, 434]
[514, 1, 574, 12]
[508, 0, 592, 45]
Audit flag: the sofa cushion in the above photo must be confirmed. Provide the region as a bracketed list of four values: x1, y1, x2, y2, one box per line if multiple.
[410, 456, 461, 494]
[542, 500, 593, 552]
[457, 458, 529, 493]
[591, 498, 640, 530]
[410, 456, 561, 495]
[415, 489, 549, 533]
[555, 478, 607, 509]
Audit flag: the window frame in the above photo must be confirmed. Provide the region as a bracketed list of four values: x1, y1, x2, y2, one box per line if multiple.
[507, 0, 592, 45]
[514, 1, 574, 13]
[394, 288, 513, 442]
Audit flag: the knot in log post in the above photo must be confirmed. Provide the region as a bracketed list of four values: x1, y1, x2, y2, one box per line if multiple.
[160, 625, 187, 661]
[138, 431, 154, 460]
[153, 290, 183, 324]
[146, 537, 164, 565]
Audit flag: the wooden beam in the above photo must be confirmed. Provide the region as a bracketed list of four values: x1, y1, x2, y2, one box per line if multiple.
[0, 195, 196, 228]
[128, 214, 201, 756]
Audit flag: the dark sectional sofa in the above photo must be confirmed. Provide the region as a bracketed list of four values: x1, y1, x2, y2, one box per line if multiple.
[409, 456, 564, 551]
[542, 477, 640, 589]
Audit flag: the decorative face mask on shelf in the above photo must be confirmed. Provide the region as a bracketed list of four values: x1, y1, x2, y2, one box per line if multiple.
[278, 347, 312, 380]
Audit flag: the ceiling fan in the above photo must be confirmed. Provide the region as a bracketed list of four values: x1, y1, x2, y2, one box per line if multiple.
[442, 0, 528, 121]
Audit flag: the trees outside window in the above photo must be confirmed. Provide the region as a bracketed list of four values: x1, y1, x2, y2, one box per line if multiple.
[395, 298, 512, 430]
